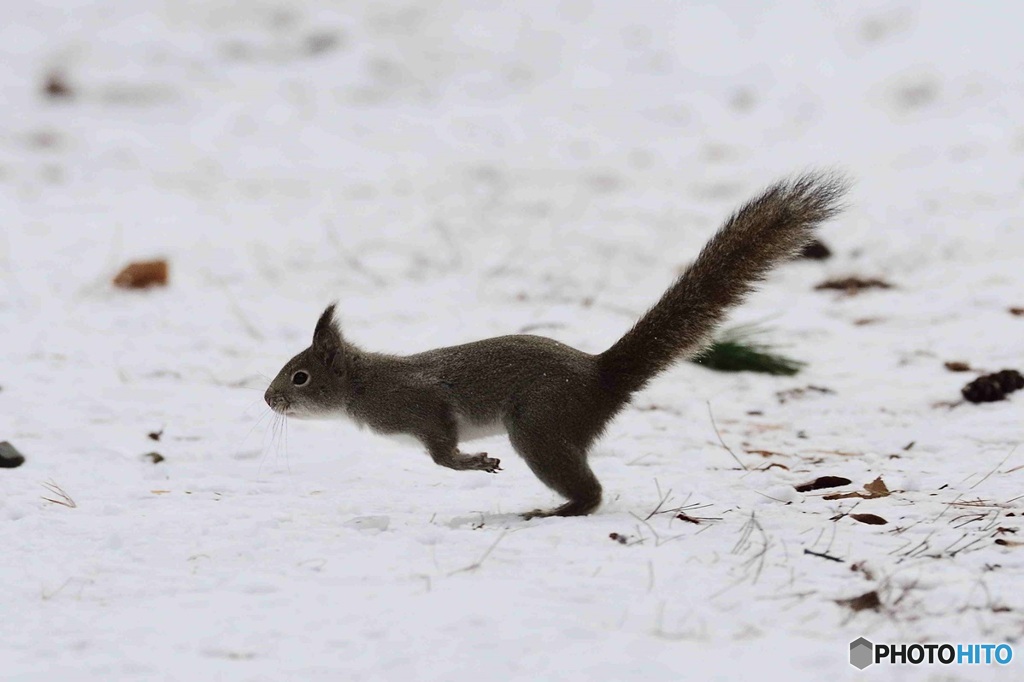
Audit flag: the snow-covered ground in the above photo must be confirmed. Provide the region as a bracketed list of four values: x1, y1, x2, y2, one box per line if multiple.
[1, 1, 1022, 679]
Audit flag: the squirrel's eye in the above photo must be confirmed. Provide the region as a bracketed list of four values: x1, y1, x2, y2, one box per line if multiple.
[292, 371, 310, 386]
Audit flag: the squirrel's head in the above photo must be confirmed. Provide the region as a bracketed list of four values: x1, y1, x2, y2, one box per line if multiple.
[264, 304, 352, 418]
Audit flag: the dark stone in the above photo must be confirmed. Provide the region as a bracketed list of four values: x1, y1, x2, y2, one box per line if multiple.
[0, 441, 26, 468]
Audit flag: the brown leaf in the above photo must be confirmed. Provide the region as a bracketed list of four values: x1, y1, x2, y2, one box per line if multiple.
[851, 513, 888, 525]
[836, 590, 881, 612]
[823, 491, 861, 500]
[944, 361, 972, 372]
[815, 276, 893, 295]
[823, 476, 891, 500]
[795, 476, 853, 492]
[43, 71, 74, 100]
[864, 476, 890, 497]
[1010, 307, 1024, 317]
[995, 538, 1024, 547]
[113, 259, 169, 289]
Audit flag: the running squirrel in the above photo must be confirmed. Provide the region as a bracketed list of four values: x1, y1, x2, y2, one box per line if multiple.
[265, 173, 847, 518]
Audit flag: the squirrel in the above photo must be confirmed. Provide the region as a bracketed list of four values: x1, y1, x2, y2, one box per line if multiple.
[264, 173, 847, 518]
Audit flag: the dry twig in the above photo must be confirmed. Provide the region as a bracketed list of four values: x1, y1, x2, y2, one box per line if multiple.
[41, 480, 76, 508]
[707, 402, 748, 471]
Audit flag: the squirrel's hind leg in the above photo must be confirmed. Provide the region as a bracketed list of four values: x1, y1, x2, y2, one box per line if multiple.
[507, 422, 602, 518]
[522, 496, 600, 519]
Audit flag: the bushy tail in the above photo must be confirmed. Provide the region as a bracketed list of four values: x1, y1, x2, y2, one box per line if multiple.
[598, 172, 848, 395]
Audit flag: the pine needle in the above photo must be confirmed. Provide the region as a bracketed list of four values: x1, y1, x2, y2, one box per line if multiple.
[692, 326, 805, 376]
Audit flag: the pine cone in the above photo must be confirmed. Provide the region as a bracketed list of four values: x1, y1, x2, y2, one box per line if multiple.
[993, 369, 1024, 392]
[961, 369, 1024, 403]
[962, 376, 1005, 403]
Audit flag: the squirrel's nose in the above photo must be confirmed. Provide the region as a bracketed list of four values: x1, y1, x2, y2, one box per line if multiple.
[265, 390, 289, 413]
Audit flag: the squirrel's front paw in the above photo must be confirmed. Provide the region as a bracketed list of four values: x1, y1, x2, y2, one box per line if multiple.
[440, 450, 502, 473]
[468, 452, 502, 473]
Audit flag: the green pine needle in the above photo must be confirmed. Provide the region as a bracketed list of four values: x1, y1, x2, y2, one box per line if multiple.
[692, 326, 805, 376]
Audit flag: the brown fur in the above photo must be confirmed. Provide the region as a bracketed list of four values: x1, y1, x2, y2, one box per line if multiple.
[265, 172, 848, 517]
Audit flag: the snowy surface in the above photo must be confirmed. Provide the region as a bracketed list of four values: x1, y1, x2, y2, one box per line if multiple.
[1, 1, 1023, 680]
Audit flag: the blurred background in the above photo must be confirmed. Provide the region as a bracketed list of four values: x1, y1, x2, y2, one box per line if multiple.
[1, 0, 1021, 405]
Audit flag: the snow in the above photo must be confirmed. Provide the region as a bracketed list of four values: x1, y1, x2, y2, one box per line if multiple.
[1, 1, 1022, 680]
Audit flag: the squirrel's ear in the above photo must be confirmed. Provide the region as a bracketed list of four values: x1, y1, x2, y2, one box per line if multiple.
[312, 303, 343, 353]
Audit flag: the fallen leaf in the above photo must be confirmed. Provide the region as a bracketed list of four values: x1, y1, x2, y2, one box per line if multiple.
[851, 513, 888, 525]
[815, 276, 893, 295]
[823, 476, 891, 500]
[795, 476, 853, 492]
[864, 476, 890, 496]
[113, 259, 169, 289]
[836, 590, 881, 612]
[43, 71, 74, 99]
